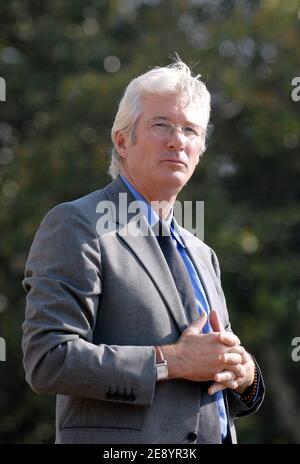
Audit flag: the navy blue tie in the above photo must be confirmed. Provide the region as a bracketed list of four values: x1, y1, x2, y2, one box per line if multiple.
[153, 220, 197, 321]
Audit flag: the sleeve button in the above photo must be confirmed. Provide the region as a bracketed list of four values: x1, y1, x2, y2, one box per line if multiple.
[112, 387, 121, 400]
[105, 387, 113, 399]
[121, 388, 128, 401]
[128, 388, 136, 401]
[187, 432, 197, 442]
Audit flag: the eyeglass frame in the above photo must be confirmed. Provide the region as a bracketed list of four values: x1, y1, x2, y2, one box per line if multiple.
[145, 118, 204, 142]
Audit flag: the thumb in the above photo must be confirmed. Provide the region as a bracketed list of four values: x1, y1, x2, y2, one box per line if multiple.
[209, 309, 224, 333]
[187, 311, 207, 334]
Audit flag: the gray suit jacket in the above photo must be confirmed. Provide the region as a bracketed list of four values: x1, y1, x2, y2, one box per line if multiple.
[22, 176, 264, 444]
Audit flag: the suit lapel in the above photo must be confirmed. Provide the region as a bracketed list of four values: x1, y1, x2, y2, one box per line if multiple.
[104, 177, 189, 333]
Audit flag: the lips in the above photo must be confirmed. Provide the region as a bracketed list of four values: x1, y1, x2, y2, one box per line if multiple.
[160, 159, 187, 167]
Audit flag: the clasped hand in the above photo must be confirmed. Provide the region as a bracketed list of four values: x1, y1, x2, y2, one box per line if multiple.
[174, 310, 255, 395]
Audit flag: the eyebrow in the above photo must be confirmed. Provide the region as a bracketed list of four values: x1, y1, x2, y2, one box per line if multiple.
[147, 116, 200, 128]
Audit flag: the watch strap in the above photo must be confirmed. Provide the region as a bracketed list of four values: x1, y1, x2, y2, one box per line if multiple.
[154, 346, 168, 382]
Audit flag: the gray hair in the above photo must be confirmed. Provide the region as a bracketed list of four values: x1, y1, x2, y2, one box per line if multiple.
[109, 57, 211, 179]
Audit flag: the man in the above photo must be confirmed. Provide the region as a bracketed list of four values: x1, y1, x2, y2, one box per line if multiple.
[22, 58, 264, 444]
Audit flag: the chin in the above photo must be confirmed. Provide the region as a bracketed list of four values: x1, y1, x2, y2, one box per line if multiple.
[159, 171, 187, 190]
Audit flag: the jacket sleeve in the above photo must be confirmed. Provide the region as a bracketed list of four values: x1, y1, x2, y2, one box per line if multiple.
[22, 202, 156, 407]
[227, 358, 266, 418]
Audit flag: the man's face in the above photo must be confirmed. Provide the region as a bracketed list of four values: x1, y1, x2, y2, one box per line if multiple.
[117, 93, 206, 199]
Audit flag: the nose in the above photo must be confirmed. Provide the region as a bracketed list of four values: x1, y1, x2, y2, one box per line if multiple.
[166, 127, 185, 151]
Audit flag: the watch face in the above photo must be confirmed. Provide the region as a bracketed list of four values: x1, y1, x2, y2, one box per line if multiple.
[156, 362, 168, 381]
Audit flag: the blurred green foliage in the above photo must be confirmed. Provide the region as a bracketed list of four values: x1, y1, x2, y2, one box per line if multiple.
[0, 0, 299, 443]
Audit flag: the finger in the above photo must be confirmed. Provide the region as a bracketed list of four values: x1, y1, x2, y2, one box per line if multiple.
[209, 379, 239, 395]
[209, 309, 224, 332]
[187, 312, 207, 334]
[218, 331, 240, 346]
[231, 364, 246, 378]
[226, 379, 239, 389]
[208, 382, 227, 395]
[214, 370, 236, 383]
[222, 353, 242, 365]
[225, 363, 246, 379]
[226, 345, 245, 357]
[240, 348, 252, 364]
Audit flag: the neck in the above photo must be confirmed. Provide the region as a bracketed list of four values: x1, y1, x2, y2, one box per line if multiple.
[121, 171, 178, 220]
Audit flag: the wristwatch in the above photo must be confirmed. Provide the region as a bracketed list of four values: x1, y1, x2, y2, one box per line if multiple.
[154, 346, 168, 382]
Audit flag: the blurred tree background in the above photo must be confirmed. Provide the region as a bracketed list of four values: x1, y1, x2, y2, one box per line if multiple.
[0, 0, 299, 444]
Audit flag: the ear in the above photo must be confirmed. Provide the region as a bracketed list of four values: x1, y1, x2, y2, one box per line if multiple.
[197, 146, 205, 164]
[115, 131, 128, 159]
[194, 152, 201, 165]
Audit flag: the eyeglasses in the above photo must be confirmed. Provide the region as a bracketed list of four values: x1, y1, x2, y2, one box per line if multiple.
[147, 120, 202, 141]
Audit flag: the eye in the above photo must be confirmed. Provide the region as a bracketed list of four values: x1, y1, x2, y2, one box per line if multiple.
[184, 127, 198, 136]
[152, 122, 170, 129]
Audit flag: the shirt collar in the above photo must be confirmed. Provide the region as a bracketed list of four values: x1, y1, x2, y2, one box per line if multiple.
[120, 175, 185, 247]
